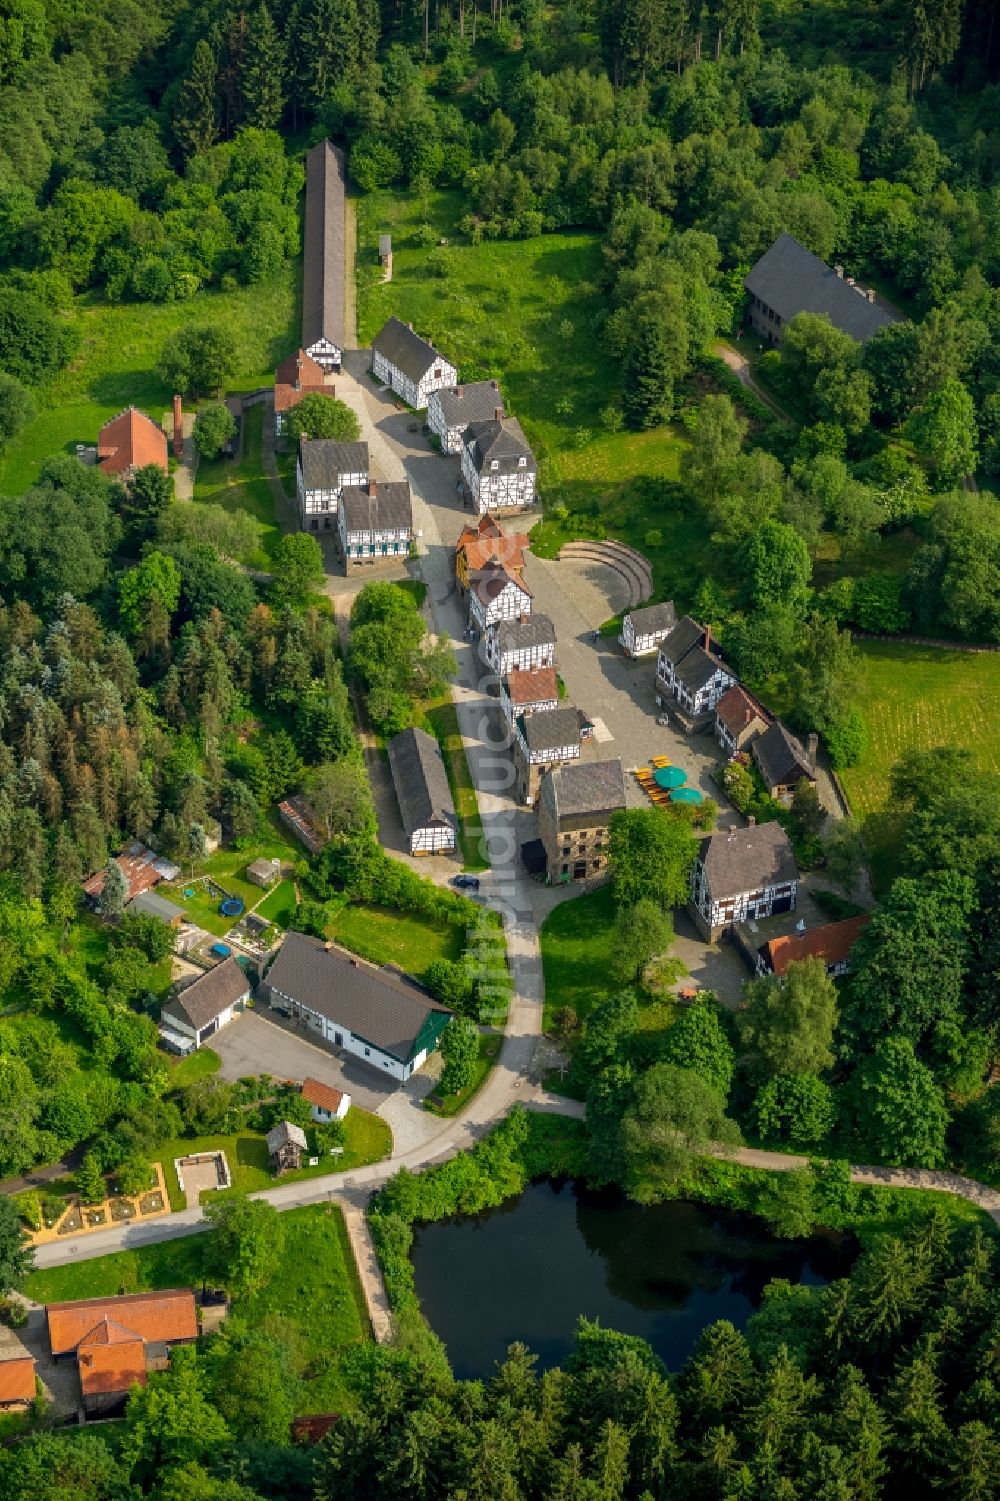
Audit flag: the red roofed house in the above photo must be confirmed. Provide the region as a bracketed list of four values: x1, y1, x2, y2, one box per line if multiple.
[301, 1075, 351, 1122]
[715, 684, 771, 757]
[755, 915, 870, 980]
[455, 515, 529, 597]
[81, 840, 181, 909]
[47, 1289, 199, 1418]
[500, 665, 559, 723]
[0, 1354, 36, 1410]
[274, 348, 328, 436]
[97, 407, 168, 483]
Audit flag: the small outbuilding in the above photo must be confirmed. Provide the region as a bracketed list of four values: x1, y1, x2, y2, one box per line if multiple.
[619, 601, 677, 659]
[0, 1355, 36, 1410]
[267, 1120, 308, 1174]
[159, 957, 251, 1050]
[246, 857, 281, 889]
[126, 890, 185, 928]
[301, 1076, 351, 1122]
[751, 721, 818, 804]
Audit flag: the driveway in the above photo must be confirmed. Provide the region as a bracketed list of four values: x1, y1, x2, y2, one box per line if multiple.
[210, 1009, 397, 1115]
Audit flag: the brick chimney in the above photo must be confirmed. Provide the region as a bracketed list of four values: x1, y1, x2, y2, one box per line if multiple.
[495, 406, 503, 421]
[172, 395, 183, 459]
[807, 732, 819, 769]
[703, 624, 712, 654]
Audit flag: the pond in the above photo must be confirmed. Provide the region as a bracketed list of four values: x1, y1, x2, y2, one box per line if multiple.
[410, 1179, 856, 1379]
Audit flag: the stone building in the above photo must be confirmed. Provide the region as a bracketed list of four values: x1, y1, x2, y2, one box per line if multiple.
[537, 758, 627, 883]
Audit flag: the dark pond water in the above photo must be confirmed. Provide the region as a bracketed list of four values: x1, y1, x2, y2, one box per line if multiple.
[410, 1179, 856, 1379]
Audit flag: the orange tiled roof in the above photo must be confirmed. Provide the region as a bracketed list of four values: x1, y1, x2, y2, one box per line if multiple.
[47, 1290, 197, 1358]
[761, 915, 870, 977]
[275, 349, 326, 387]
[456, 516, 529, 574]
[292, 1412, 339, 1443]
[76, 1320, 148, 1398]
[302, 1076, 346, 1113]
[716, 684, 770, 736]
[506, 665, 558, 705]
[0, 1356, 35, 1404]
[97, 407, 168, 477]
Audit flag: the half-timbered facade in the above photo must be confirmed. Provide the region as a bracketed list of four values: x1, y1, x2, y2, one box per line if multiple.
[274, 349, 328, 436]
[513, 706, 583, 804]
[656, 617, 736, 729]
[302, 140, 346, 371]
[371, 316, 456, 409]
[500, 665, 559, 723]
[538, 758, 626, 883]
[690, 821, 798, 940]
[485, 613, 556, 676]
[428, 380, 505, 453]
[461, 415, 537, 513]
[338, 479, 413, 566]
[715, 684, 771, 756]
[620, 600, 677, 658]
[468, 560, 532, 632]
[296, 438, 369, 529]
[387, 727, 458, 855]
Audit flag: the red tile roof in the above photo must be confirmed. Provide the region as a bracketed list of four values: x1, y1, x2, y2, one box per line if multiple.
[716, 684, 771, 736]
[97, 407, 168, 477]
[760, 916, 870, 977]
[0, 1356, 35, 1404]
[506, 665, 558, 706]
[275, 349, 326, 387]
[456, 516, 529, 574]
[301, 1076, 347, 1114]
[292, 1412, 339, 1444]
[81, 841, 179, 902]
[76, 1320, 148, 1398]
[47, 1290, 197, 1358]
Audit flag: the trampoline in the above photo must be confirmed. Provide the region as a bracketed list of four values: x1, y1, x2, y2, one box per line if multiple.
[218, 897, 244, 918]
[670, 786, 704, 804]
[210, 942, 232, 958]
[653, 765, 687, 790]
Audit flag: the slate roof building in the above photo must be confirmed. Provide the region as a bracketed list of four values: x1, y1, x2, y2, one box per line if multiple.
[751, 721, 818, 804]
[428, 380, 505, 453]
[485, 612, 556, 675]
[47, 1290, 198, 1418]
[159, 957, 251, 1051]
[715, 683, 771, 756]
[537, 758, 627, 884]
[296, 437, 369, 531]
[620, 601, 677, 658]
[264, 931, 452, 1082]
[371, 315, 457, 409]
[97, 407, 168, 482]
[302, 140, 346, 371]
[468, 558, 532, 632]
[513, 705, 584, 803]
[461, 415, 537, 514]
[387, 726, 458, 855]
[690, 821, 799, 940]
[755, 915, 870, 980]
[656, 617, 736, 730]
[273, 349, 327, 435]
[745, 233, 895, 345]
[338, 478, 414, 566]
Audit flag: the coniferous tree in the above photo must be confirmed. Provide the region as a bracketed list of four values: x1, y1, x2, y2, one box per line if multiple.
[174, 40, 220, 158]
[241, 4, 287, 129]
[622, 316, 674, 430]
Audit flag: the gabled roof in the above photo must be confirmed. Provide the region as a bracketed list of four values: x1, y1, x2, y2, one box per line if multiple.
[372, 315, 450, 384]
[302, 140, 346, 356]
[340, 480, 412, 535]
[82, 841, 180, 902]
[659, 615, 706, 665]
[625, 601, 677, 637]
[716, 684, 771, 737]
[77, 1331, 147, 1398]
[472, 559, 531, 608]
[493, 613, 556, 654]
[264, 932, 451, 1064]
[465, 416, 536, 476]
[745, 233, 895, 343]
[539, 758, 626, 822]
[759, 915, 870, 977]
[0, 1355, 35, 1404]
[698, 822, 798, 901]
[160, 957, 250, 1035]
[299, 437, 369, 490]
[456, 515, 529, 574]
[97, 407, 168, 477]
[752, 721, 815, 790]
[674, 644, 727, 692]
[275, 349, 326, 388]
[266, 1120, 308, 1153]
[126, 889, 185, 924]
[47, 1290, 197, 1358]
[505, 665, 558, 707]
[302, 1076, 348, 1114]
[518, 706, 582, 753]
[387, 727, 457, 835]
[433, 380, 504, 428]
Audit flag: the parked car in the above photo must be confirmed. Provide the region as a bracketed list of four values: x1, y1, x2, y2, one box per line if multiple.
[450, 875, 481, 891]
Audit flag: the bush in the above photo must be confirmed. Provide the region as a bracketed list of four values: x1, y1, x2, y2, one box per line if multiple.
[825, 708, 868, 770]
[194, 402, 237, 460]
[753, 1073, 836, 1150]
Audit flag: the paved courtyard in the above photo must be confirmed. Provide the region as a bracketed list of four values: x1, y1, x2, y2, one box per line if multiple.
[210, 1009, 396, 1115]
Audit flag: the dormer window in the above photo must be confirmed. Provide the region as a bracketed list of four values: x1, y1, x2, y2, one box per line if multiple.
[518, 456, 526, 467]
[491, 459, 499, 471]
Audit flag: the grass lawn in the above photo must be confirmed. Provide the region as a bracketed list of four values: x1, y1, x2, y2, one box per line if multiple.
[327, 903, 463, 979]
[193, 402, 280, 566]
[425, 1031, 502, 1117]
[168, 1047, 221, 1089]
[421, 697, 488, 871]
[159, 818, 301, 936]
[24, 1234, 209, 1305]
[539, 883, 617, 1030]
[255, 878, 297, 927]
[0, 270, 298, 495]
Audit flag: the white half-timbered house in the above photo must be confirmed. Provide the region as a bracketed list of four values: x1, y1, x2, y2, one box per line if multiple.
[387, 727, 458, 855]
[468, 560, 532, 633]
[513, 706, 583, 804]
[296, 439, 369, 530]
[427, 380, 505, 453]
[461, 415, 537, 514]
[656, 616, 736, 729]
[302, 141, 346, 371]
[500, 665, 559, 723]
[371, 316, 456, 409]
[619, 600, 677, 658]
[338, 479, 413, 566]
[690, 821, 798, 940]
[486, 613, 556, 676]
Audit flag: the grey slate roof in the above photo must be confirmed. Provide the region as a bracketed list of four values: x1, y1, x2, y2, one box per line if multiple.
[161, 958, 250, 1034]
[493, 613, 556, 654]
[127, 890, 184, 924]
[299, 438, 369, 490]
[302, 140, 346, 355]
[660, 615, 705, 665]
[340, 481, 412, 535]
[752, 721, 815, 790]
[518, 706, 582, 753]
[626, 601, 677, 638]
[745, 233, 895, 343]
[465, 416, 536, 476]
[264, 931, 450, 1063]
[372, 315, 449, 384]
[434, 381, 504, 429]
[674, 644, 725, 692]
[698, 822, 798, 900]
[387, 727, 457, 836]
[540, 758, 626, 822]
[267, 1120, 307, 1153]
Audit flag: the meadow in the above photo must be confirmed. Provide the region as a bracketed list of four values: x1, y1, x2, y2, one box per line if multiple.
[192, 402, 282, 565]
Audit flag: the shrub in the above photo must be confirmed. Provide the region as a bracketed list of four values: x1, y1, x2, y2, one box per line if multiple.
[825, 708, 868, 770]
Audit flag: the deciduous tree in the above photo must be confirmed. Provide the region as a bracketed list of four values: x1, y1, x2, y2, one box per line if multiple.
[739, 957, 838, 1079]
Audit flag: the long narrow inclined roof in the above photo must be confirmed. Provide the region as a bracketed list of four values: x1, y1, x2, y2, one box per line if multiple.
[465, 415, 536, 475]
[539, 758, 626, 821]
[373, 315, 449, 384]
[758, 915, 870, 977]
[387, 726, 457, 836]
[126, 889, 185, 924]
[160, 957, 250, 1035]
[97, 407, 168, 476]
[47, 1290, 198, 1358]
[698, 822, 798, 900]
[660, 615, 706, 665]
[302, 140, 346, 356]
[340, 481, 412, 535]
[434, 380, 504, 427]
[745, 233, 895, 343]
[625, 601, 677, 637]
[299, 438, 369, 490]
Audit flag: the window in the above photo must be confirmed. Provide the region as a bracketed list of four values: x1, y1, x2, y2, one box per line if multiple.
[364, 1047, 370, 1057]
[434, 367, 441, 378]
[518, 456, 526, 467]
[491, 459, 499, 471]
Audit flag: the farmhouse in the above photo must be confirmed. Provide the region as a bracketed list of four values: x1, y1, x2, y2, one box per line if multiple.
[428, 380, 505, 453]
[126, 889, 184, 927]
[455, 515, 529, 597]
[267, 1120, 307, 1174]
[752, 721, 818, 804]
[47, 1290, 198, 1419]
[387, 726, 458, 855]
[159, 957, 251, 1051]
[486, 613, 556, 675]
[461, 415, 537, 514]
[302, 139, 346, 371]
[371, 315, 456, 409]
[0, 1355, 35, 1410]
[338, 479, 413, 566]
[82, 840, 180, 908]
[296, 437, 369, 530]
[513, 705, 584, 804]
[745, 233, 895, 346]
[302, 1076, 351, 1122]
[263, 931, 452, 1082]
[715, 683, 771, 756]
[96, 407, 168, 483]
[468, 559, 532, 632]
[690, 821, 798, 940]
[273, 349, 328, 436]
[537, 758, 627, 883]
[500, 665, 559, 722]
[656, 617, 736, 729]
[755, 915, 870, 980]
[620, 601, 677, 658]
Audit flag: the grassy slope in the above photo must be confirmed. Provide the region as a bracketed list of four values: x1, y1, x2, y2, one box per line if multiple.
[193, 402, 280, 565]
[425, 1031, 502, 1117]
[539, 884, 617, 1029]
[327, 903, 463, 979]
[422, 698, 489, 871]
